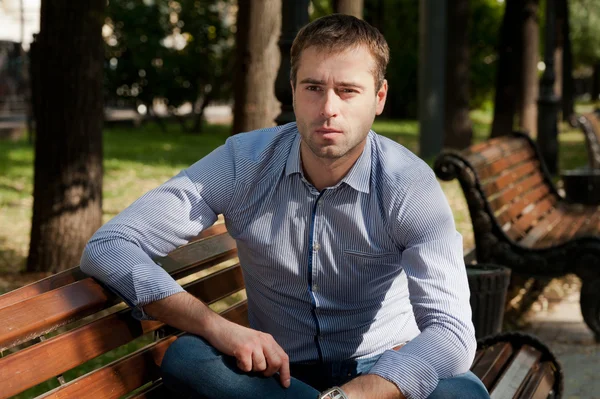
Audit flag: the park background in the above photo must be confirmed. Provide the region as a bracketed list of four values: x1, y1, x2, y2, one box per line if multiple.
[0, 0, 599, 397]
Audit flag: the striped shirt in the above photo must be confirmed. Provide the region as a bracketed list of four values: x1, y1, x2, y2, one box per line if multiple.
[80, 122, 476, 399]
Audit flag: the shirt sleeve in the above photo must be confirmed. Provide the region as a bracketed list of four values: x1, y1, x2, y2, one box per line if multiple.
[368, 167, 477, 399]
[80, 139, 238, 319]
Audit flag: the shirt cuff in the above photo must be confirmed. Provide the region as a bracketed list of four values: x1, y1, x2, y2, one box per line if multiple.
[368, 349, 438, 399]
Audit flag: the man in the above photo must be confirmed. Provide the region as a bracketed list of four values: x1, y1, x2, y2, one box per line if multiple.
[81, 14, 489, 399]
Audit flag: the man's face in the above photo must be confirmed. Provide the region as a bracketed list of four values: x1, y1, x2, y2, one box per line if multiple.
[292, 45, 387, 162]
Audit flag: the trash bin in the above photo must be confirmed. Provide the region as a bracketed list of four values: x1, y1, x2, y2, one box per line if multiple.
[466, 263, 511, 339]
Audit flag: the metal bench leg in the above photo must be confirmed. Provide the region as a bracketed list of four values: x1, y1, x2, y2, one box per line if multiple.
[580, 276, 600, 342]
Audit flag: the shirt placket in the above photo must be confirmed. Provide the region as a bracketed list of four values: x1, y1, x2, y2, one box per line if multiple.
[308, 190, 325, 361]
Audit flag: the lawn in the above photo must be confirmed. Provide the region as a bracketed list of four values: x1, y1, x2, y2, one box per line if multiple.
[0, 109, 591, 397]
[0, 110, 590, 286]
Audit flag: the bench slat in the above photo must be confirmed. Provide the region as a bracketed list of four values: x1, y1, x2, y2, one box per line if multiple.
[478, 147, 535, 180]
[0, 264, 244, 399]
[511, 196, 556, 236]
[0, 268, 86, 311]
[489, 174, 545, 214]
[0, 225, 233, 312]
[37, 301, 248, 399]
[489, 346, 541, 399]
[520, 208, 564, 248]
[160, 227, 237, 274]
[128, 382, 167, 399]
[484, 162, 539, 195]
[470, 342, 514, 390]
[517, 361, 555, 399]
[0, 278, 117, 352]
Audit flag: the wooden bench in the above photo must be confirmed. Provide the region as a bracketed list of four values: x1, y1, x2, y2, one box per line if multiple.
[0, 224, 562, 398]
[576, 109, 600, 169]
[434, 131, 600, 342]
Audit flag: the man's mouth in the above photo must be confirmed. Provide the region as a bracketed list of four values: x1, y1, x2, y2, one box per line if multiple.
[315, 127, 343, 135]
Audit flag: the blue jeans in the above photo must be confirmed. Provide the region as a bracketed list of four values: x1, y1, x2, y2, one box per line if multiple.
[161, 334, 490, 398]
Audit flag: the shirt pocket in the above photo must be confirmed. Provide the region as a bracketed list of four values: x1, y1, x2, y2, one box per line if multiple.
[343, 249, 400, 266]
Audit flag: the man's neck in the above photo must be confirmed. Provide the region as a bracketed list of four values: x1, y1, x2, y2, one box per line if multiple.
[300, 142, 364, 191]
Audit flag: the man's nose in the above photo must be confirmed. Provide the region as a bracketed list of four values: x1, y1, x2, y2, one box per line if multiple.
[320, 90, 339, 118]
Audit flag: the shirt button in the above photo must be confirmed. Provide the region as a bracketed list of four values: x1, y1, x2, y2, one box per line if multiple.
[314, 243, 320, 251]
[312, 283, 319, 292]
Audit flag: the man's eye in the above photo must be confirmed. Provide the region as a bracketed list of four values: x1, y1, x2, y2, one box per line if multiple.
[306, 86, 321, 91]
[341, 88, 356, 94]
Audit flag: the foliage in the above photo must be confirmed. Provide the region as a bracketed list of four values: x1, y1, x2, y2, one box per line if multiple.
[569, 0, 600, 67]
[104, 0, 234, 132]
[361, 0, 503, 117]
[469, 0, 505, 108]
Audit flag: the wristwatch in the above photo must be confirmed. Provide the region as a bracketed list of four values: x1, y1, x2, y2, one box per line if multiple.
[317, 386, 349, 399]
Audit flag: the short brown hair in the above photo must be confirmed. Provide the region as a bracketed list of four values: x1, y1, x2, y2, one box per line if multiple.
[290, 14, 390, 90]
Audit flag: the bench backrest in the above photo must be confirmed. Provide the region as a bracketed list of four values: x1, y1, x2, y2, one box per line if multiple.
[435, 132, 562, 248]
[577, 111, 600, 169]
[0, 223, 246, 399]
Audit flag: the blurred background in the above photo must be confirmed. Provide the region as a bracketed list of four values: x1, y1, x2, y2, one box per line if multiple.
[2, 1, 600, 397]
[2, 0, 600, 315]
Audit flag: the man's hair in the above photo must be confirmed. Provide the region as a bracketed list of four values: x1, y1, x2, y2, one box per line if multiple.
[290, 14, 390, 90]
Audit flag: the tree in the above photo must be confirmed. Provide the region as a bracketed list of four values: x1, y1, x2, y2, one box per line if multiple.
[517, 0, 539, 137]
[570, 0, 600, 103]
[444, 0, 473, 150]
[333, 0, 364, 18]
[490, 0, 527, 137]
[104, 0, 234, 133]
[232, 0, 281, 135]
[557, 0, 575, 123]
[27, 0, 105, 272]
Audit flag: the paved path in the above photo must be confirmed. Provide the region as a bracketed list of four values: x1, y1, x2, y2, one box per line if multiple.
[521, 293, 599, 399]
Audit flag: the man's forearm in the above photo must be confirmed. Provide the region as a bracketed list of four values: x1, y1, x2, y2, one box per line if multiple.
[143, 291, 219, 337]
[341, 374, 405, 399]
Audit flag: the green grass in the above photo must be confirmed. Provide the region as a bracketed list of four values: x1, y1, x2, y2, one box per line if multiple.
[0, 108, 591, 398]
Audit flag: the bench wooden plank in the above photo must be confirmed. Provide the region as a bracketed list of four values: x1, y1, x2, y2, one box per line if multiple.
[0, 278, 116, 352]
[520, 208, 564, 248]
[128, 382, 168, 399]
[489, 175, 546, 214]
[517, 361, 556, 399]
[0, 225, 234, 312]
[511, 197, 556, 235]
[37, 301, 248, 399]
[485, 162, 539, 194]
[495, 184, 550, 226]
[489, 346, 541, 399]
[0, 264, 244, 399]
[478, 148, 535, 180]
[470, 342, 514, 390]
[0, 268, 86, 311]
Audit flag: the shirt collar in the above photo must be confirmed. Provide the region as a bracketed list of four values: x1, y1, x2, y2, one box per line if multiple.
[285, 129, 372, 194]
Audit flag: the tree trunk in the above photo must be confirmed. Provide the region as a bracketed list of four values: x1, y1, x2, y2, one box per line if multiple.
[490, 0, 523, 138]
[27, 0, 104, 273]
[560, 0, 575, 124]
[334, 0, 364, 19]
[518, 0, 539, 137]
[593, 63, 600, 103]
[232, 0, 281, 135]
[443, 0, 473, 150]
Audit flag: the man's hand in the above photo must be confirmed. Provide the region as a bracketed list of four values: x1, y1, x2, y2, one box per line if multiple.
[144, 292, 290, 388]
[341, 374, 405, 399]
[202, 314, 291, 388]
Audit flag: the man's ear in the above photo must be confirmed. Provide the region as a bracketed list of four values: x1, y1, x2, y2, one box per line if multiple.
[376, 79, 388, 116]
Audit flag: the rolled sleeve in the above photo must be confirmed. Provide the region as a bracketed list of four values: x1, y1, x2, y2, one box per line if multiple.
[80, 141, 237, 315]
[374, 168, 476, 398]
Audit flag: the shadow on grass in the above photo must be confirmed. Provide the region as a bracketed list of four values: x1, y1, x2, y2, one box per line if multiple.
[103, 122, 232, 170]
